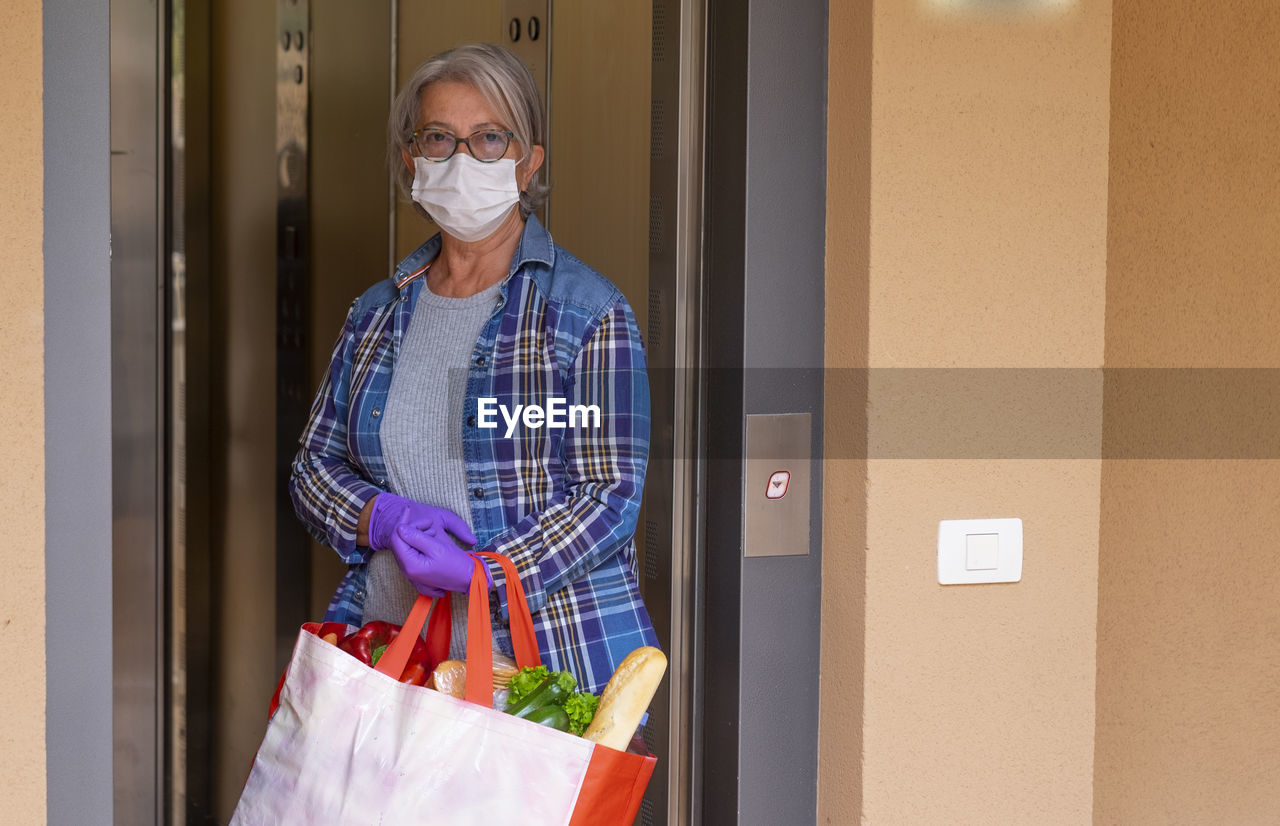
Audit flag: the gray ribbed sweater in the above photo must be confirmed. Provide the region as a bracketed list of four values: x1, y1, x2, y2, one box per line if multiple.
[362, 277, 505, 659]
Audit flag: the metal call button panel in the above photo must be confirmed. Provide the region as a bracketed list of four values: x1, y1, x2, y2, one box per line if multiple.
[744, 413, 812, 557]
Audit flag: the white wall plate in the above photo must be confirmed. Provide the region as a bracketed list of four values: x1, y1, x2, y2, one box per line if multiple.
[938, 518, 1023, 585]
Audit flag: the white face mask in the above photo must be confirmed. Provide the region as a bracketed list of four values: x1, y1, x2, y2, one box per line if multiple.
[410, 154, 521, 243]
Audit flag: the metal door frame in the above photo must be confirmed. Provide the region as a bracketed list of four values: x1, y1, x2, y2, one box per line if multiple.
[108, 0, 171, 822]
[44, 0, 117, 823]
[69, 0, 715, 820]
[648, 0, 709, 822]
[700, 0, 828, 822]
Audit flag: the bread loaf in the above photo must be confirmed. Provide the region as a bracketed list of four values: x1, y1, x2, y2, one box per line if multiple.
[582, 646, 667, 751]
[431, 659, 466, 699]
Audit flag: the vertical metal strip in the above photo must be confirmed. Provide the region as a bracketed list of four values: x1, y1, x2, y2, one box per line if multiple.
[700, 0, 750, 817]
[168, 3, 189, 820]
[171, 0, 214, 818]
[46, 0, 114, 821]
[389, 0, 399, 273]
[110, 0, 167, 820]
[158, 4, 172, 823]
[672, 4, 708, 820]
[542, 0, 552, 228]
[644, 1, 677, 819]
[647, 0, 708, 822]
[276, 0, 312, 673]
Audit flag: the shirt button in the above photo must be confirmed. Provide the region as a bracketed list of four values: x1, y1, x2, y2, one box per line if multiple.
[473, 488, 484, 500]
[467, 415, 476, 427]
[371, 407, 381, 418]
[400, 296, 408, 303]
[475, 356, 486, 367]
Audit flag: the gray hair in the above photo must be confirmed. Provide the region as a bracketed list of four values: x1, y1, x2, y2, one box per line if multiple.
[388, 43, 548, 220]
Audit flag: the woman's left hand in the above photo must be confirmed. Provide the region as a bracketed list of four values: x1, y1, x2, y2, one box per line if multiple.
[390, 523, 493, 597]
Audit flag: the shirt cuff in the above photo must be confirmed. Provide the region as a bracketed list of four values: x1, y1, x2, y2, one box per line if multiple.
[336, 478, 384, 564]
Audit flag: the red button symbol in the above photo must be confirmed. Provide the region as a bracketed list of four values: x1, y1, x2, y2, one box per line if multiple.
[766, 470, 790, 500]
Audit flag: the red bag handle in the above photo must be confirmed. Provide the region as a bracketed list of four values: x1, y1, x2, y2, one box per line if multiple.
[473, 551, 540, 670]
[463, 558, 495, 705]
[424, 591, 452, 664]
[374, 594, 435, 680]
[462, 552, 543, 705]
[378, 551, 541, 707]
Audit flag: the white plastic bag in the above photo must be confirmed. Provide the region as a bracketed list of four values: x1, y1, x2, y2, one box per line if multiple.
[231, 552, 655, 826]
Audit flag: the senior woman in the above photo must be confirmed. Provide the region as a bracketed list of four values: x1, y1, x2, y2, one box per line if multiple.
[289, 42, 659, 696]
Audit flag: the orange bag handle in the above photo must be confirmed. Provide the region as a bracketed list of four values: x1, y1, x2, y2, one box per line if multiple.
[423, 591, 452, 664]
[374, 594, 435, 680]
[463, 558, 496, 705]
[378, 551, 541, 707]
[472, 551, 540, 671]
[462, 552, 543, 705]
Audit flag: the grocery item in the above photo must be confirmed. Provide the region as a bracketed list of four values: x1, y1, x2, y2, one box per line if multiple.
[431, 659, 466, 699]
[505, 670, 576, 719]
[582, 646, 667, 751]
[334, 621, 432, 686]
[524, 704, 571, 731]
[491, 652, 519, 689]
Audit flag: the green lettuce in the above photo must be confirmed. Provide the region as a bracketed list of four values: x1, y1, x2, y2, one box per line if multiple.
[563, 692, 599, 736]
[553, 669, 577, 694]
[505, 665, 597, 735]
[506, 665, 549, 707]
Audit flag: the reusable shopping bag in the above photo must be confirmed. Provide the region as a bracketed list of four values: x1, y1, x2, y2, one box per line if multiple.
[230, 550, 656, 825]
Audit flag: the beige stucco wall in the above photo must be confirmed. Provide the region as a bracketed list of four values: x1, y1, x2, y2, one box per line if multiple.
[821, 2, 1112, 822]
[1095, 3, 1280, 822]
[0, 1, 47, 824]
[817, 0, 871, 821]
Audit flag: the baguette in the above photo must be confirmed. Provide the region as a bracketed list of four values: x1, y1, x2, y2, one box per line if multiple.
[582, 646, 667, 751]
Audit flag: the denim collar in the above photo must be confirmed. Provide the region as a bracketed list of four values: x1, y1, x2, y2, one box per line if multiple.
[394, 214, 556, 292]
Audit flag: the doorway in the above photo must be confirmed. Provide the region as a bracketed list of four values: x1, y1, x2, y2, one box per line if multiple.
[145, 0, 707, 823]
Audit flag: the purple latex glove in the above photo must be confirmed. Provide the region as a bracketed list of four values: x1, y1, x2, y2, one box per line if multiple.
[366, 492, 477, 551]
[390, 523, 493, 598]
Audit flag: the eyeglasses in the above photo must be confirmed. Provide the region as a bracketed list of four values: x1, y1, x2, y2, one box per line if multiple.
[409, 128, 516, 163]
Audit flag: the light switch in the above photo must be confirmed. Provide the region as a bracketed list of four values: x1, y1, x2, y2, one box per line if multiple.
[965, 533, 999, 570]
[938, 518, 1022, 584]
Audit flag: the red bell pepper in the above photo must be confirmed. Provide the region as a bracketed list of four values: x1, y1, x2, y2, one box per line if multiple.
[338, 620, 398, 665]
[400, 660, 430, 687]
[315, 621, 350, 644]
[336, 620, 433, 685]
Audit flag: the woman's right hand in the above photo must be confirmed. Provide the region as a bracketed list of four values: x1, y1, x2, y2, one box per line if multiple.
[389, 523, 492, 598]
[365, 493, 478, 551]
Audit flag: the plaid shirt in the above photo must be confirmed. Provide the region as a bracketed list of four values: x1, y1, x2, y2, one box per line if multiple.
[289, 216, 659, 694]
